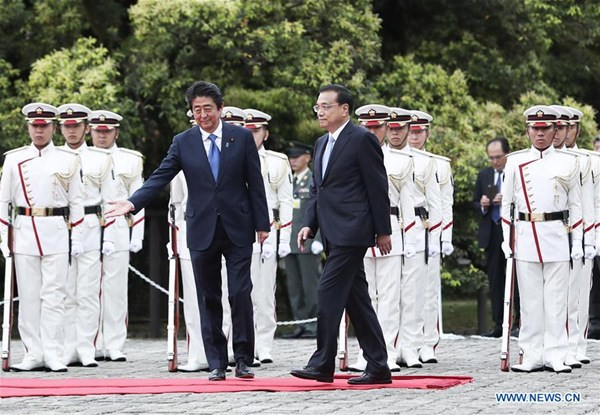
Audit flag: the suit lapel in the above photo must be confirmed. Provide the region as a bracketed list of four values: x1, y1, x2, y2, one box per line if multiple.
[217, 123, 234, 186]
[313, 134, 327, 185]
[322, 121, 352, 182]
[189, 126, 216, 184]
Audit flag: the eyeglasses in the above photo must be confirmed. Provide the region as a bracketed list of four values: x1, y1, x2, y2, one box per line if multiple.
[313, 104, 341, 113]
[488, 155, 505, 161]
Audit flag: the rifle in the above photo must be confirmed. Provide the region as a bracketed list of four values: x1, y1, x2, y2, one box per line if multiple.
[337, 310, 349, 371]
[1, 203, 15, 372]
[166, 203, 180, 372]
[500, 202, 516, 372]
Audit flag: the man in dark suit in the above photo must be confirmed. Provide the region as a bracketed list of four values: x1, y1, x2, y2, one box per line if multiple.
[472, 137, 518, 337]
[290, 84, 393, 385]
[106, 81, 270, 381]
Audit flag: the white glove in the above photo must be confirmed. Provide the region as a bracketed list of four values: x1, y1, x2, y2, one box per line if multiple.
[501, 241, 512, 259]
[403, 243, 416, 259]
[261, 243, 275, 260]
[129, 237, 143, 253]
[0, 239, 9, 258]
[428, 244, 440, 258]
[570, 244, 583, 261]
[278, 242, 291, 258]
[584, 245, 596, 260]
[71, 240, 84, 258]
[165, 241, 173, 257]
[102, 241, 116, 257]
[311, 240, 324, 255]
[441, 241, 454, 256]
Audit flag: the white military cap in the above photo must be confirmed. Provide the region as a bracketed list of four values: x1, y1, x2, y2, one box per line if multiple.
[523, 105, 560, 127]
[355, 104, 391, 126]
[244, 108, 271, 129]
[57, 103, 92, 125]
[409, 110, 433, 131]
[88, 110, 123, 130]
[221, 106, 248, 126]
[21, 102, 59, 125]
[562, 106, 583, 124]
[387, 107, 412, 129]
[549, 105, 574, 126]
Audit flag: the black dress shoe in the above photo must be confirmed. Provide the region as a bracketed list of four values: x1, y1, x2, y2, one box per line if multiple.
[483, 327, 502, 338]
[347, 371, 392, 385]
[235, 360, 254, 379]
[290, 366, 334, 383]
[208, 368, 226, 381]
[281, 327, 305, 339]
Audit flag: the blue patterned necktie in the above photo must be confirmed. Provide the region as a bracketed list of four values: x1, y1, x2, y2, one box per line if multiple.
[492, 170, 502, 223]
[208, 134, 220, 181]
[321, 134, 335, 179]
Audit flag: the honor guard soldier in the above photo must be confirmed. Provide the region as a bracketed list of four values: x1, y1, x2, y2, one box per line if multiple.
[408, 110, 454, 364]
[555, 105, 598, 365]
[244, 108, 293, 364]
[348, 104, 417, 372]
[169, 171, 210, 372]
[90, 110, 144, 362]
[502, 105, 583, 373]
[390, 110, 442, 366]
[0, 103, 84, 372]
[57, 104, 116, 368]
[282, 142, 322, 339]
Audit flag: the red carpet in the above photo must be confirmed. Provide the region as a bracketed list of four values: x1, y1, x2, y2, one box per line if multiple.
[0, 374, 472, 398]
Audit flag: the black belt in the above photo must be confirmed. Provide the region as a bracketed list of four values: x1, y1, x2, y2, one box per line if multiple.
[414, 206, 429, 220]
[390, 206, 399, 216]
[16, 206, 69, 217]
[84, 205, 102, 215]
[518, 210, 569, 222]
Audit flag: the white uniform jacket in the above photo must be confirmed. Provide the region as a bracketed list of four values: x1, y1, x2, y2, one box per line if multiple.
[501, 146, 582, 263]
[0, 142, 84, 256]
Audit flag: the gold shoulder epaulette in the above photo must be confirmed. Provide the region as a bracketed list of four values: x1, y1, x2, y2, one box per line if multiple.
[3, 145, 28, 156]
[119, 148, 144, 158]
[505, 149, 529, 157]
[265, 149, 288, 160]
[555, 148, 579, 157]
[55, 147, 79, 155]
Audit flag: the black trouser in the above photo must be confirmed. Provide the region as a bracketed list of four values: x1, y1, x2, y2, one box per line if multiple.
[307, 242, 388, 374]
[190, 217, 253, 370]
[486, 222, 520, 329]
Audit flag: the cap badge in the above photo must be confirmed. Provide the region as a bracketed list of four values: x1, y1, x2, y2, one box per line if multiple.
[368, 109, 376, 117]
[99, 114, 106, 121]
[66, 108, 73, 115]
[225, 111, 232, 119]
[411, 114, 418, 122]
[536, 110, 544, 118]
[247, 114, 253, 120]
[390, 112, 397, 119]
[36, 107, 43, 114]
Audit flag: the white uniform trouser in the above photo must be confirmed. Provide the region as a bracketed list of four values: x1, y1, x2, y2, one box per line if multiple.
[516, 260, 569, 366]
[567, 258, 594, 358]
[221, 257, 234, 361]
[98, 250, 129, 353]
[181, 257, 231, 365]
[250, 252, 277, 360]
[14, 253, 68, 363]
[422, 255, 441, 349]
[64, 250, 101, 361]
[399, 253, 427, 355]
[353, 255, 401, 367]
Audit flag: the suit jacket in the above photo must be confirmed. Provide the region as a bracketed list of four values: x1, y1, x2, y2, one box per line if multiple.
[129, 122, 270, 251]
[290, 167, 320, 255]
[472, 166, 497, 249]
[302, 121, 391, 247]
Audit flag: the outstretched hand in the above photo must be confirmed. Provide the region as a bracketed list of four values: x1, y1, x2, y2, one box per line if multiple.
[105, 200, 134, 218]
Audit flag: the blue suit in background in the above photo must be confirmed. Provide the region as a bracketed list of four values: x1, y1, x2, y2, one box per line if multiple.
[129, 121, 270, 369]
[303, 121, 392, 374]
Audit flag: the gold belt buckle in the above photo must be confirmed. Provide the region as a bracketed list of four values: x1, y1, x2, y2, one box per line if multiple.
[529, 212, 544, 222]
[30, 207, 47, 217]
